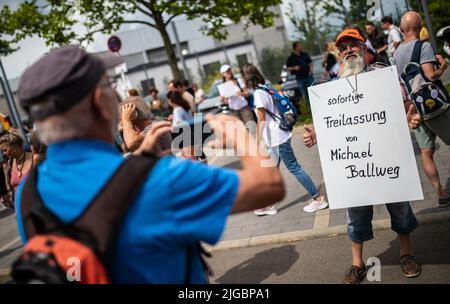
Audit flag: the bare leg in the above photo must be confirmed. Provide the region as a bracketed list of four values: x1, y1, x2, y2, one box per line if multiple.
[398, 234, 411, 257]
[421, 148, 448, 199]
[351, 241, 364, 267]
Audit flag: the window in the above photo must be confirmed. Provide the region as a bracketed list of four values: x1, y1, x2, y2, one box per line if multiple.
[146, 42, 189, 64]
[140, 78, 155, 95]
[203, 61, 221, 78]
[236, 54, 248, 68]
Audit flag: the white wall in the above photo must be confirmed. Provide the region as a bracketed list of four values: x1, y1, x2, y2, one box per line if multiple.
[124, 42, 259, 93]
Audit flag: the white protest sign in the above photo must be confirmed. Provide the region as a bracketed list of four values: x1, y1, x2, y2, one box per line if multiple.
[217, 81, 240, 98]
[308, 67, 423, 209]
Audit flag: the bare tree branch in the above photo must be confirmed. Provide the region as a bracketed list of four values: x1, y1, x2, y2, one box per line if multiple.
[121, 19, 156, 28]
[131, 1, 153, 18]
[163, 13, 181, 26]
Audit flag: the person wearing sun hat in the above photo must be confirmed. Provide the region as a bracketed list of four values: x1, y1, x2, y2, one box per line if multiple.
[303, 26, 423, 284]
[219, 64, 256, 129]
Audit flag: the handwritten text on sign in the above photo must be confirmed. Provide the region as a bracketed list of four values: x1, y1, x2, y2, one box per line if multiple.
[308, 67, 423, 209]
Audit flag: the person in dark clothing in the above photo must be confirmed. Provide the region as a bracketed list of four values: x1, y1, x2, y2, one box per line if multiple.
[365, 21, 390, 65]
[322, 42, 341, 80]
[286, 42, 314, 104]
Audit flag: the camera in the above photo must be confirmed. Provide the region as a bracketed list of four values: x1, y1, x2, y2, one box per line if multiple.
[170, 105, 237, 149]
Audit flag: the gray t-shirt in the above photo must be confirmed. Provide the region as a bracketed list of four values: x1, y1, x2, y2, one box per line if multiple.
[394, 39, 436, 75]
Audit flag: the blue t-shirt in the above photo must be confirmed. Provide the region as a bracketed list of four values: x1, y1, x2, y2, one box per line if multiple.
[15, 140, 239, 283]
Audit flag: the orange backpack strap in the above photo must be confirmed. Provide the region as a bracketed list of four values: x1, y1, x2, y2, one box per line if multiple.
[20, 154, 159, 264]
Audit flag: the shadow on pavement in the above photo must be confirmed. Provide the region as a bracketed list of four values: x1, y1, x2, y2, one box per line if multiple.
[223, 160, 242, 170]
[277, 194, 309, 212]
[0, 246, 21, 260]
[375, 221, 450, 266]
[214, 245, 299, 284]
[0, 208, 14, 220]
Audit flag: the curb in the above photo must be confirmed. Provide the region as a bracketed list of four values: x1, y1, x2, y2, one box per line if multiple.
[206, 210, 450, 252]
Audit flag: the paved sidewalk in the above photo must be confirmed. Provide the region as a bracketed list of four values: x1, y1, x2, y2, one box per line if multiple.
[210, 128, 450, 245]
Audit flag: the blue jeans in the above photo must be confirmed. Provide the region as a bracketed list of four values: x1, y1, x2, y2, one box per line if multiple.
[270, 139, 319, 199]
[346, 202, 418, 243]
[296, 75, 315, 104]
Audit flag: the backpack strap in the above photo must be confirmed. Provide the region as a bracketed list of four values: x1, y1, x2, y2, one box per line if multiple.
[21, 154, 159, 261]
[411, 40, 424, 64]
[254, 86, 283, 121]
[21, 167, 66, 239]
[71, 154, 158, 260]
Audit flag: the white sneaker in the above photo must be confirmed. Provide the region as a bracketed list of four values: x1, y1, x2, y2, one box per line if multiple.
[303, 196, 328, 213]
[254, 205, 278, 216]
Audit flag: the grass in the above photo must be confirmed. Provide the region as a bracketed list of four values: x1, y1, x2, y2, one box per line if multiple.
[446, 83, 450, 93]
[295, 97, 313, 126]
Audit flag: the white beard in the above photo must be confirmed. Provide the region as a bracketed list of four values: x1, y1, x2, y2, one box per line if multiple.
[340, 53, 366, 77]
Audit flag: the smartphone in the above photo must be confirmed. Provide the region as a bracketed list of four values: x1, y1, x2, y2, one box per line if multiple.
[170, 114, 214, 149]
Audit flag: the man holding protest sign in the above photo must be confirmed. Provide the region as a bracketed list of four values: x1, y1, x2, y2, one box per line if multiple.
[303, 28, 422, 284]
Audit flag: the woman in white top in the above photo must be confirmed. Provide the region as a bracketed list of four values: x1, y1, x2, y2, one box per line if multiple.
[219, 64, 256, 128]
[241, 63, 328, 215]
[167, 90, 193, 126]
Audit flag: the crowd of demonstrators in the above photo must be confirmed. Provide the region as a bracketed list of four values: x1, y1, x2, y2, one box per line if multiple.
[241, 63, 328, 216]
[303, 27, 423, 284]
[286, 42, 315, 104]
[168, 79, 196, 114]
[322, 42, 341, 80]
[365, 21, 390, 65]
[219, 64, 256, 127]
[14, 45, 285, 283]
[381, 16, 404, 65]
[394, 11, 450, 208]
[119, 96, 172, 155]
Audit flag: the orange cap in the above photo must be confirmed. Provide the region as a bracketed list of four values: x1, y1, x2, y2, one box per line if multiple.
[335, 28, 366, 46]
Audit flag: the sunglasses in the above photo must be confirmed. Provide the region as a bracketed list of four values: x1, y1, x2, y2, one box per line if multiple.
[338, 41, 364, 53]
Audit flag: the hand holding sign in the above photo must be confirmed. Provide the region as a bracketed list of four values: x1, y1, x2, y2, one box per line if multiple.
[406, 105, 421, 129]
[303, 125, 317, 148]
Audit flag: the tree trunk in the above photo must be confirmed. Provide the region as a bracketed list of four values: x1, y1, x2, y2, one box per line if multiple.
[155, 18, 183, 81]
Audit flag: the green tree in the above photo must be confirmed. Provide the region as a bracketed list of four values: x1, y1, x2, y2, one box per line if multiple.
[260, 46, 289, 83]
[321, 0, 368, 27]
[286, 0, 334, 55]
[0, 0, 282, 80]
[411, 0, 450, 36]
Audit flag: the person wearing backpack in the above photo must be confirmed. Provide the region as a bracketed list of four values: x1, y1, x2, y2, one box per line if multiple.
[240, 63, 327, 216]
[395, 11, 450, 208]
[11, 46, 285, 284]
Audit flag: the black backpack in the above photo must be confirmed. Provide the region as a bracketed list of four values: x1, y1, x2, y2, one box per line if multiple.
[400, 40, 450, 120]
